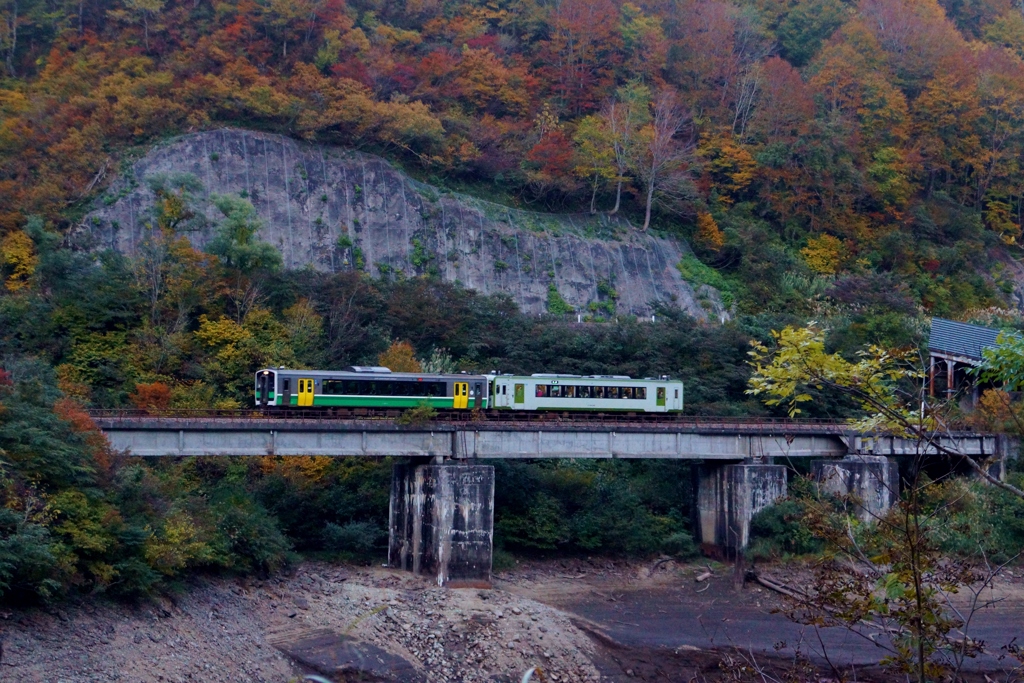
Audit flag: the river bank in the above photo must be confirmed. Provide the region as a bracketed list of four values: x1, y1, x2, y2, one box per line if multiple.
[1, 558, 1021, 682]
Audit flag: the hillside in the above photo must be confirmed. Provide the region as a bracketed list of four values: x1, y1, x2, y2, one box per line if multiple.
[3, 0, 1024, 325]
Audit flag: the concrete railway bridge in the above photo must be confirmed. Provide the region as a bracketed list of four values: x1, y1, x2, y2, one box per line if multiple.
[93, 412, 1014, 588]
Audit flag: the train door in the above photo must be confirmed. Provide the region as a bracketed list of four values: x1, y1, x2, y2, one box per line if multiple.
[514, 383, 525, 407]
[670, 385, 683, 411]
[281, 378, 292, 406]
[473, 382, 484, 409]
[493, 380, 510, 408]
[298, 378, 315, 407]
[656, 386, 666, 408]
[453, 382, 469, 409]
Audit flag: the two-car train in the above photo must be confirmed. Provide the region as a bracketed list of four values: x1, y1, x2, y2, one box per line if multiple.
[255, 367, 684, 413]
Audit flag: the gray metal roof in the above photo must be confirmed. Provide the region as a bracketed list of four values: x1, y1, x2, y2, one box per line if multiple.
[928, 318, 1005, 361]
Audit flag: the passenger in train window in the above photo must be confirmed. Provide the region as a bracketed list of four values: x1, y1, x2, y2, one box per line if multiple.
[595, 386, 605, 398]
[549, 385, 562, 397]
[637, 387, 646, 399]
[578, 386, 591, 398]
[621, 387, 633, 399]
[608, 386, 620, 399]
[536, 385, 549, 397]
[564, 386, 576, 398]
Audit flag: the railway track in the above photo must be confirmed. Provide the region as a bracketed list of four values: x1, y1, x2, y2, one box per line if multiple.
[88, 408, 854, 432]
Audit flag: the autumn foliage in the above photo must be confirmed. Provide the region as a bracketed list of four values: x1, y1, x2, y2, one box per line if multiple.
[130, 382, 173, 412]
[0, 0, 1019, 270]
[378, 341, 423, 373]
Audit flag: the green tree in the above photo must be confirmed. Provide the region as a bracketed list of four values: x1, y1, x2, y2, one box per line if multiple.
[604, 81, 650, 214]
[572, 114, 617, 213]
[777, 0, 848, 67]
[205, 194, 282, 322]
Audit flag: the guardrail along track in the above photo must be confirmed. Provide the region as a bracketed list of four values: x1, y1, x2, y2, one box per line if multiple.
[88, 408, 855, 432]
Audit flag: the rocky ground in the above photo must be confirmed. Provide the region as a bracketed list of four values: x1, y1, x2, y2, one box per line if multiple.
[0, 562, 602, 683]
[1, 558, 1022, 683]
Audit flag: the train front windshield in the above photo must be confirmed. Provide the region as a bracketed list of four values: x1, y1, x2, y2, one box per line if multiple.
[257, 370, 276, 405]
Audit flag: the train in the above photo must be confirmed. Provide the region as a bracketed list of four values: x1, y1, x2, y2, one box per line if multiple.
[255, 367, 684, 413]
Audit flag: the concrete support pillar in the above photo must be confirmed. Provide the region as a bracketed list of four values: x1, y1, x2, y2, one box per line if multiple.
[812, 455, 899, 523]
[388, 464, 494, 588]
[696, 462, 787, 557]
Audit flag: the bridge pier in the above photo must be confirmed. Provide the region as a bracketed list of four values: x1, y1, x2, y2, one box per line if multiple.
[812, 454, 899, 523]
[695, 461, 787, 557]
[388, 463, 494, 588]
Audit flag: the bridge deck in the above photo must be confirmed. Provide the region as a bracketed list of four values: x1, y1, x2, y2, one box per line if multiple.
[90, 413, 1000, 461]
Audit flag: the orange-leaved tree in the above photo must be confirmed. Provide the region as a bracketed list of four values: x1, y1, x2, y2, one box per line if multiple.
[378, 341, 422, 372]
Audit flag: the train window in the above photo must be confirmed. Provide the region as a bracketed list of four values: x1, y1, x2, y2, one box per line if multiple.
[578, 386, 591, 398]
[637, 387, 646, 400]
[283, 378, 291, 392]
[549, 385, 561, 397]
[323, 380, 340, 395]
[594, 386, 604, 398]
[621, 387, 633, 399]
[502, 385, 507, 395]
[536, 384, 549, 397]
[607, 386, 620, 399]
[675, 389, 679, 398]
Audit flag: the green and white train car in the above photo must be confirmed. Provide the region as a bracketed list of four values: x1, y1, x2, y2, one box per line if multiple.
[490, 374, 684, 412]
[255, 367, 489, 409]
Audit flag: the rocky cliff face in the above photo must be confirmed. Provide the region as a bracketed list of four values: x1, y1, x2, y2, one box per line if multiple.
[83, 129, 723, 320]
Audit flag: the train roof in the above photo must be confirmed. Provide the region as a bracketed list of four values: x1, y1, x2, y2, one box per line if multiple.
[257, 368, 489, 381]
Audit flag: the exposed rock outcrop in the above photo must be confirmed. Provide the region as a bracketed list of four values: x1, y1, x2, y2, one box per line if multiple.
[84, 129, 724, 319]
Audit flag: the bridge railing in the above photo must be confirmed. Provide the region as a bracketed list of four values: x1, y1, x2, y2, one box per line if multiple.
[87, 408, 854, 429]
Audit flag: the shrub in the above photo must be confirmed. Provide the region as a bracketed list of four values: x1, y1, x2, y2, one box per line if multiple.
[213, 498, 292, 575]
[546, 284, 574, 314]
[748, 498, 823, 559]
[322, 521, 384, 556]
[662, 531, 700, 559]
[396, 401, 437, 425]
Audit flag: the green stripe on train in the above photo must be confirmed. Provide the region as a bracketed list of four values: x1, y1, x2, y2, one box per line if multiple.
[271, 396, 484, 408]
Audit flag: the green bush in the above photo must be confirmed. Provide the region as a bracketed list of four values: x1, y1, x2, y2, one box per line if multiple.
[213, 497, 293, 575]
[662, 531, 700, 559]
[748, 498, 823, 559]
[546, 284, 574, 314]
[322, 521, 384, 556]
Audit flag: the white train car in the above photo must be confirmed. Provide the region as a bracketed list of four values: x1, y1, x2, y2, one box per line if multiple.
[489, 374, 683, 413]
